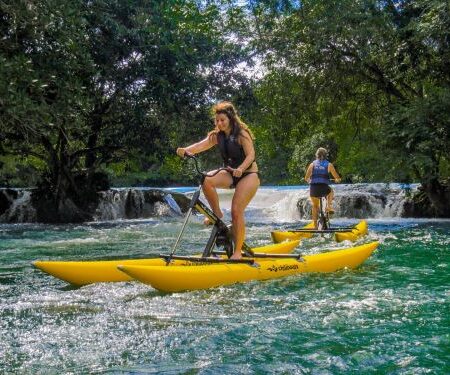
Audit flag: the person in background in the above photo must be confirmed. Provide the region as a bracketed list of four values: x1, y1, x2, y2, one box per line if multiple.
[176, 101, 260, 259]
[304, 147, 341, 228]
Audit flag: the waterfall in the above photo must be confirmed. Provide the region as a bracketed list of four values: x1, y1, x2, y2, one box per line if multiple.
[94, 189, 184, 221]
[0, 190, 36, 223]
[0, 183, 418, 223]
[251, 183, 418, 222]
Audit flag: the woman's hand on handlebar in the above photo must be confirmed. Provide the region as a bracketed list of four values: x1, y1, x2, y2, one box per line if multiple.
[226, 166, 243, 177]
[176, 147, 185, 158]
[176, 148, 194, 159]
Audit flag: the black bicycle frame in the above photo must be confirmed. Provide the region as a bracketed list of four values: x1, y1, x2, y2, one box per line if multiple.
[317, 197, 330, 230]
[164, 155, 253, 264]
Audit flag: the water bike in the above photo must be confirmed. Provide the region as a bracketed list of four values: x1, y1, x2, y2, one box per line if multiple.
[33, 154, 301, 286]
[271, 194, 368, 243]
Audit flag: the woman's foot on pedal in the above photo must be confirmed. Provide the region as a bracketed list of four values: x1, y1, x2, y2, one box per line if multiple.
[230, 251, 242, 260]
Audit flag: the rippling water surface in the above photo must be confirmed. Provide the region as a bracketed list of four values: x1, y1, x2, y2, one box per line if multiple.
[1, 212, 449, 373]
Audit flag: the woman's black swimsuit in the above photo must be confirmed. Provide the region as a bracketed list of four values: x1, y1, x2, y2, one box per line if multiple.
[217, 131, 260, 188]
[230, 171, 260, 188]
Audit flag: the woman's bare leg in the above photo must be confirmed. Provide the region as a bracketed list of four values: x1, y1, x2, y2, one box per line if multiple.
[327, 188, 335, 213]
[202, 170, 233, 223]
[230, 174, 260, 259]
[310, 197, 320, 228]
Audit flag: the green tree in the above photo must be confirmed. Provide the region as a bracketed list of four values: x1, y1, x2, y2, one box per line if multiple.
[1, 0, 95, 221]
[0, 0, 251, 221]
[247, 0, 450, 215]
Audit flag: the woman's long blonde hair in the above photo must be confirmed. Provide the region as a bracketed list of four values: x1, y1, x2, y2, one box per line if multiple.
[315, 147, 328, 160]
[208, 101, 255, 140]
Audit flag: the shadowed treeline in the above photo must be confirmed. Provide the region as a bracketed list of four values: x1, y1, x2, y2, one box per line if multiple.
[1, 0, 448, 220]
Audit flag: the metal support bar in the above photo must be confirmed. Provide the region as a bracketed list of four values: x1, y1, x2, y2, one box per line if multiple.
[160, 254, 255, 265]
[201, 224, 221, 257]
[287, 228, 357, 233]
[212, 251, 304, 260]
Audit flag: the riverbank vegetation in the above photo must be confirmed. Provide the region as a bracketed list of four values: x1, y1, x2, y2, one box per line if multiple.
[1, 0, 449, 219]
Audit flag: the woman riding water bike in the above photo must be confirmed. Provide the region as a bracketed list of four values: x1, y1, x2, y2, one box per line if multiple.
[304, 147, 341, 229]
[176, 101, 260, 260]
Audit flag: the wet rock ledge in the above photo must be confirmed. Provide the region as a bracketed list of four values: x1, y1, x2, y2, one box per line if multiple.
[0, 188, 190, 224]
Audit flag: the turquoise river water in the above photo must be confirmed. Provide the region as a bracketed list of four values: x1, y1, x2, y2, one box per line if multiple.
[0, 189, 449, 374]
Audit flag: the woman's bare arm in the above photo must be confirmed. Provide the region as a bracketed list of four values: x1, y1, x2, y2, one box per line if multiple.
[305, 163, 313, 183]
[236, 133, 256, 174]
[328, 163, 341, 182]
[177, 135, 216, 157]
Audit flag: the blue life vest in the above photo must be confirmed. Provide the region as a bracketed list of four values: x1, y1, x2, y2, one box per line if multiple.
[311, 159, 330, 184]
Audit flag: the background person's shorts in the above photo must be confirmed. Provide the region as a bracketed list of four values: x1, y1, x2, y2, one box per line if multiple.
[310, 183, 331, 198]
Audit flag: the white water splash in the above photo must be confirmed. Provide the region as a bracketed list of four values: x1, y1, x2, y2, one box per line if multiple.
[0, 190, 36, 223]
[94, 189, 180, 221]
[241, 184, 419, 223]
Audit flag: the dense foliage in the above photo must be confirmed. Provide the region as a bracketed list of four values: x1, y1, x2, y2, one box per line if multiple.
[245, 0, 449, 214]
[1, 0, 448, 218]
[0, 0, 250, 220]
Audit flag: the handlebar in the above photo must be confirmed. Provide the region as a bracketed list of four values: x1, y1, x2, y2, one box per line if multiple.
[183, 153, 228, 178]
[304, 177, 341, 183]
